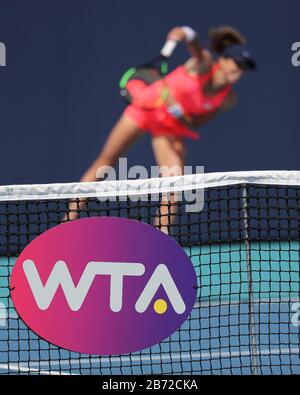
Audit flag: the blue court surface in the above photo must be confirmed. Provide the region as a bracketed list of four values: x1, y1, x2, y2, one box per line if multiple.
[0, 241, 299, 375]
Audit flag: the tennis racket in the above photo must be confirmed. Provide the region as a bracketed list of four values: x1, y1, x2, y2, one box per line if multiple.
[119, 40, 177, 109]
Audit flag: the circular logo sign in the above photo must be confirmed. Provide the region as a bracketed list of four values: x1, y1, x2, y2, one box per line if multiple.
[10, 217, 197, 355]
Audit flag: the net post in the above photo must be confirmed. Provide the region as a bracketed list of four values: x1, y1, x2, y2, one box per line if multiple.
[242, 184, 260, 375]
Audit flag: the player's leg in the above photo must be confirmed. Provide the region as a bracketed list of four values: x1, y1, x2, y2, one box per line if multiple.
[81, 115, 143, 182]
[66, 114, 143, 220]
[151, 135, 186, 233]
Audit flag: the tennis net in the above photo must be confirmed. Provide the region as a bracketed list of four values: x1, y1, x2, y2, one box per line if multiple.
[0, 170, 300, 375]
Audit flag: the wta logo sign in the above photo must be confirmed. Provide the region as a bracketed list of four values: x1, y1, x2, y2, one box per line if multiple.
[10, 217, 197, 355]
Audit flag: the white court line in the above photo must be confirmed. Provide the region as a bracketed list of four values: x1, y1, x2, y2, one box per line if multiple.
[4, 297, 300, 319]
[0, 363, 72, 375]
[1, 346, 299, 374]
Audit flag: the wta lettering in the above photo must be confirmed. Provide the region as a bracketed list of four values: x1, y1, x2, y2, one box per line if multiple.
[22, 259, 186, 314]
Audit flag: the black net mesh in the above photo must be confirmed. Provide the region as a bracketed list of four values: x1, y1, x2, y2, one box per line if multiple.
[0, 183, 299, 374]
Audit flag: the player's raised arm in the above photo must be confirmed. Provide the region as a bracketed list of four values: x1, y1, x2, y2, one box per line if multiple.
[167, 26, 212, 68]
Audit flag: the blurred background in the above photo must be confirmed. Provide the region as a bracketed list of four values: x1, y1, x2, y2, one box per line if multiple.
[0, 0, 299, 184]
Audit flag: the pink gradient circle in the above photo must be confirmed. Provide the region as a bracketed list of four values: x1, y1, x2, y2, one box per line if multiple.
[10, 217, 197, 355]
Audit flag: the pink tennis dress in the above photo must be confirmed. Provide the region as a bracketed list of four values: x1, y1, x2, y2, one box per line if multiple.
[124, 63, 232, 140]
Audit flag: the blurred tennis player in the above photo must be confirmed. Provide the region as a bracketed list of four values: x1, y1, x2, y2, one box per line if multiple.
[68, 25, 256, 232]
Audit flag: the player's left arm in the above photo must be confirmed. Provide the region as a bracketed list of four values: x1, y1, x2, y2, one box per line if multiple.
[220, 90, 238, 112]
[181, 90, 238, 127]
